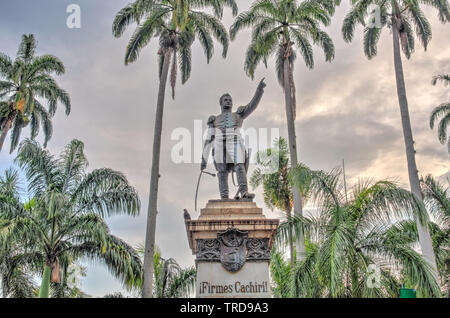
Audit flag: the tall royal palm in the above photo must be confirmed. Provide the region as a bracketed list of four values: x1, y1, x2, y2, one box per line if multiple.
[112, 0, 237, 297]
[230, 0, 336, 260]
[342, 0, 450, 280]
[0, 140, 142, 298]
[251, 137, 311, 266]
[0, 34, 71, 153]
[430, 74, 450, 153]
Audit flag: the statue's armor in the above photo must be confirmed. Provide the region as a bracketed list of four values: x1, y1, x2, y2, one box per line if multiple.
[212, 108, 246, 130]
[202, 87, 264, 199]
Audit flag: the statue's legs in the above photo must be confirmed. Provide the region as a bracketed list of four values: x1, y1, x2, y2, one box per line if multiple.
[216, 163, 229, 199]
[234, 163, 255, 200]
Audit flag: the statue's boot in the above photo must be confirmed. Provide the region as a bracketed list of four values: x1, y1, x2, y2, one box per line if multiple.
[235, 164, 254, 200]
[218, 171, 229, 199]
[242, 192, 255, 200]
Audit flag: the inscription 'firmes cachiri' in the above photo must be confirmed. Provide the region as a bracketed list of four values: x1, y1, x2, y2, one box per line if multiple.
[198, 281, 268, 295]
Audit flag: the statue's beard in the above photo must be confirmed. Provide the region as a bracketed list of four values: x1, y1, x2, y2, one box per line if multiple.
[222, 105, 232, 112]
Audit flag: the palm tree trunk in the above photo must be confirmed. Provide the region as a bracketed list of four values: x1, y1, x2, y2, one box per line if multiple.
[392, 23, 439, 280]
[142, 48, 172, 298]
[38, 265, 52, 298]
[285, 202, 294, 268]
[0, 116, 13, 152]
[283, 56, 306, 261]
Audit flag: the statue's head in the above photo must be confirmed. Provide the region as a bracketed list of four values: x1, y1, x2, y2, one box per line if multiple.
[219, 93, 233, 112]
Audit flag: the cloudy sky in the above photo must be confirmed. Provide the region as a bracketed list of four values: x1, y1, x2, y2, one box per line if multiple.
[0, 0, 448, 297]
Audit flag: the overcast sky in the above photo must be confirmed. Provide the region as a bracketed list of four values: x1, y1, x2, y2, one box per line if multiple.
[0, 0, 448, 297]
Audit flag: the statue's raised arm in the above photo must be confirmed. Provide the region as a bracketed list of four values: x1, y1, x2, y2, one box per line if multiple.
[236, 78, 266, 119]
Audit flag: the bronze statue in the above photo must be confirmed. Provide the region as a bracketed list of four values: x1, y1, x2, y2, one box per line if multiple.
[201, 78, 266, 200]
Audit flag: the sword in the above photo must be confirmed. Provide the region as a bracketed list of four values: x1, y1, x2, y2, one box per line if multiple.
[195, 170, 216, 211]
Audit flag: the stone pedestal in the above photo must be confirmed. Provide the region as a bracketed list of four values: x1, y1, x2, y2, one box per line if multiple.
[185, 199, 279, 298]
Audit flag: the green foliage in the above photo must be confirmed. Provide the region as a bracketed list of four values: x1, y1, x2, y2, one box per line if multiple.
[136, 245, 196, 298]
[275, 166, 441, 297]
[0, 246, 40, 298]
[270, 250, 293, 297]
[0, 167, 40, 298]
[251, 137, 293, 212]
[251, 137, 312, 265]
[0, 34, 71, 153]
[252, 137, 296, 265]
[152, 248, 196, 298]
[421, 175, 450, 294]
[429, 74, 450, 153]
[0, 140, 142, 297]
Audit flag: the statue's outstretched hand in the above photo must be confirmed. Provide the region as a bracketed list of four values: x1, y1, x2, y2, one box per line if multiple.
[258, 78, 266, 90]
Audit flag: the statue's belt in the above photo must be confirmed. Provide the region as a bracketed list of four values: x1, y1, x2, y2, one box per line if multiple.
[215, 131, 244, 140]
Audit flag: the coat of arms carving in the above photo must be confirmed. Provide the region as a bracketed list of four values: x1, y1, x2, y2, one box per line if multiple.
[217, 227, 248, 272]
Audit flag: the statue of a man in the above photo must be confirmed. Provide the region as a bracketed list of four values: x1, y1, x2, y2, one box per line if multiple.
[201, 78, 266, 200]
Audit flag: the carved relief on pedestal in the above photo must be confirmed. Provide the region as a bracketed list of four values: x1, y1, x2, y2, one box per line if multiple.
[246, 238, 270, 261]
[195, 227, 271, 273]
[196, 239, 220, 262]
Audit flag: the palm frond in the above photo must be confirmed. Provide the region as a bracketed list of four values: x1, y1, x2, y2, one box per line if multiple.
[9, 115, 24, 154]
[436, 112, 450, 145]
[0, 53, 13, 77]
[363, 25, 382, 59]
[17, 34, 36, 62]
[407, 3, 432, 50]
[178, 43, 192, 84]
[167, 267, 196, 297]
[72, 168, 140, 217]
[289, 28, 314, 69]
[189, 11, 229, 58]
[124, 8, 169, 65]
[113, 2, 145, 38]
[431, 74, 450, 86]
[15, 139, 58, 196]
[71, 235, 143, 291]
[421, 175, 450, 226]
[58, 139, 88, 193]
[32, 100, 53, 147]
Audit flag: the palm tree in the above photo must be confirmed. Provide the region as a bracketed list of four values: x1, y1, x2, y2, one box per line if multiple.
[251, 137, 311, 266]
[421, 175, 450, 295]
[112, 0, 237, 298]
[230, 0, 337, 261]
[0, 243, 38, 298]
[152, 248, 196, 298]
[0, 139, 142, 298]
[430, 74, 450, 153]
[0, 34, 71, 153]
[0, 169, 39, 298]
[277, 167, 441, 297]
[342, 0, 449, 281]
[270, 251, 293, 297]
[136, 245, 196, 297]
